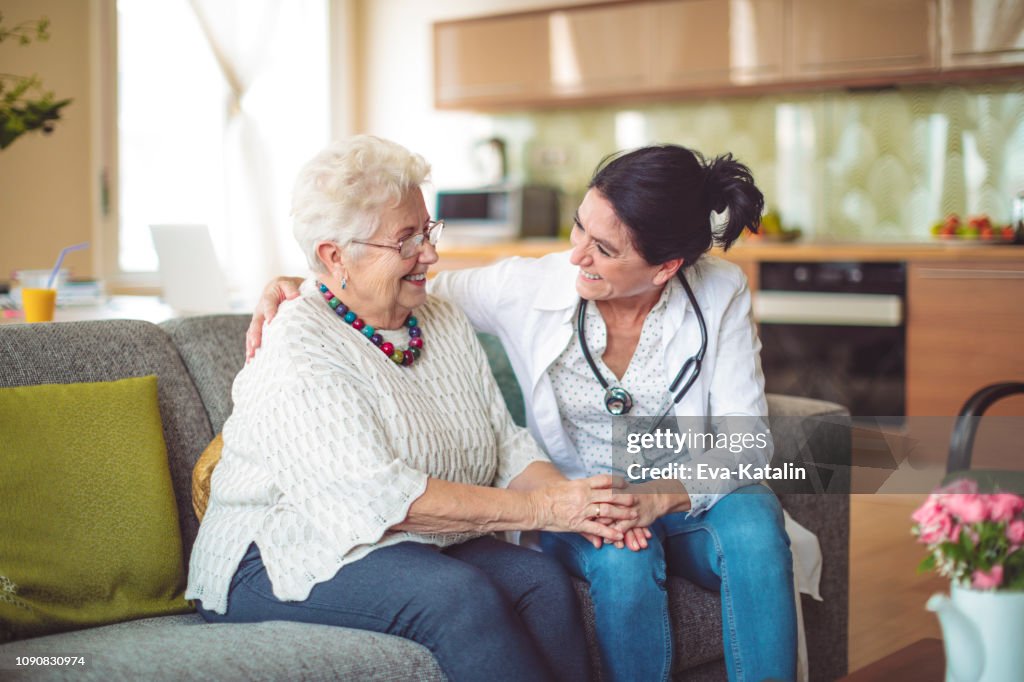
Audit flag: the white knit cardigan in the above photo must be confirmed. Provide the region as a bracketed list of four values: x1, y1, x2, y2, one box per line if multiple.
[186, 281, 547, 614]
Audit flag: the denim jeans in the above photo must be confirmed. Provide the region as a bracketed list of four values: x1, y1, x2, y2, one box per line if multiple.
[197, 535, 590, 682]
[540, 484, 796, 682]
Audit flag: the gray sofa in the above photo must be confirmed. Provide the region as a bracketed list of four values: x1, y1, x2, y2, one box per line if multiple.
[0, 315, 850, 681]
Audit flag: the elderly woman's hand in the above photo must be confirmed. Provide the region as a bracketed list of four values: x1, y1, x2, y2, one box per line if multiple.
[529, 474, 638, 543]
[246, 276, 303, 361]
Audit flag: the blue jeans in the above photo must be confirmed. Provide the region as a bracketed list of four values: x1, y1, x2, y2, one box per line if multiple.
[197, 535, 590, 682]
[540, 485, 796, 682]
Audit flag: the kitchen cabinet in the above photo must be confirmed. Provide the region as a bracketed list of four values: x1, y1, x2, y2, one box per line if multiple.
[906, 261, 1024, 416]
[434, 13, 552, 108]
[652, 0, 786, 87]
[435, 0, 1023, 110]
[790, 0, 938, 79]
[548, 4, 654, 97]
[940, 0, 1024, 68]
[434, 4, 657, 108]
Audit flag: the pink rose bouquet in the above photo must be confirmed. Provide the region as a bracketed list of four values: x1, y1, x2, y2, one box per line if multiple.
[912, 479, 1024, 590]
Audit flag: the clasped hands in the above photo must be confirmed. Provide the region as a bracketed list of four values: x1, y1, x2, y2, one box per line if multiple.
[530, 475, 682, 552]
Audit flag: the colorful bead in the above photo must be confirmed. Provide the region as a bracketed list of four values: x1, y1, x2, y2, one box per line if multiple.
[316, 281, 424, 369]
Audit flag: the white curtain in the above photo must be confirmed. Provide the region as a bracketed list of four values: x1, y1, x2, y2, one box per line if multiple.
[188, 0, 328, 302]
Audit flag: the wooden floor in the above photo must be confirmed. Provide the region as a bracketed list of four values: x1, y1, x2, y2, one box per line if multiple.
[847, 493, 947, 672]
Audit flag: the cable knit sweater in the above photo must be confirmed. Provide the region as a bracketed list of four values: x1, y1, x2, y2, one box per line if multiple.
[186, 280, 548, 615]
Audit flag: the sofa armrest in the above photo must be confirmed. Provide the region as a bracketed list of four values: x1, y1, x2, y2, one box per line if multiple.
[767, 393, 851, 493]
[767, 393, 851, 680]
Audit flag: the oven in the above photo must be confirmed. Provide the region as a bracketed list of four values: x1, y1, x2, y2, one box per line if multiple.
[755, 262, 906, 418]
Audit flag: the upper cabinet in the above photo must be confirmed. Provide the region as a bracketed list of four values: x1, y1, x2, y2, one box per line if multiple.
[434, 0, 1024, 110]
[434, 13, 552, 107]
[790, 0, 938, 79]
[941, 0, 1024, 68]
[434, 5, 657, 108]
[652, 0, 787, 87]
[548, 4, 654, 96]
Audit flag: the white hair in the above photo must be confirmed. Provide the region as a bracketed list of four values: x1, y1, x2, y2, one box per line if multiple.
[291, 135, 431, 272]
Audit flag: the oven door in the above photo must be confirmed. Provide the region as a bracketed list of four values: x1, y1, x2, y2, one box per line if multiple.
[755, 291, 906, 418]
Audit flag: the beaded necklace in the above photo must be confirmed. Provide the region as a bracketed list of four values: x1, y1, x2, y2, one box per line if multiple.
[317, 281, 424, 367]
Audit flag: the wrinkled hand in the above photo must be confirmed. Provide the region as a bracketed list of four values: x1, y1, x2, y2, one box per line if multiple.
[245, 276, 303, 361]
[531, 474, 636, 543]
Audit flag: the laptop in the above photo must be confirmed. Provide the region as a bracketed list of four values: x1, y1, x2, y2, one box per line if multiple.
[150, 224, 233, 314]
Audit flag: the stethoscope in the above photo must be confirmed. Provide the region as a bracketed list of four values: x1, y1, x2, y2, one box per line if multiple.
[577, 269, 708, 432]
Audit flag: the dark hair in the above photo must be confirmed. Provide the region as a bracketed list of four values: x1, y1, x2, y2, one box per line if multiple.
[588, 144, 764, 267]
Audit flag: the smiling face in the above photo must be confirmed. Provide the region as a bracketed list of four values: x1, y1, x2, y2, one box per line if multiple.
[569, 189, 679, 306]
[337, 187, 437, 328]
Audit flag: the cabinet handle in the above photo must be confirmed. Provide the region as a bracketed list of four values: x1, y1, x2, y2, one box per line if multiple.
[916, 268, 1024, 280]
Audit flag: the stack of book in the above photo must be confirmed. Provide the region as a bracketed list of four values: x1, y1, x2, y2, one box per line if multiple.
[56, 279, 107, 306]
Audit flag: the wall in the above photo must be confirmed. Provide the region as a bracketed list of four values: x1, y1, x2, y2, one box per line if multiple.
[355, 1, 1024, 241]
[0, 0, 95, 280]
[492, 82, 1024, 240]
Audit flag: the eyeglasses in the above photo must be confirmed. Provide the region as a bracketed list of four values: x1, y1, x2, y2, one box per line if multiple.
[353, 220, 444, 259]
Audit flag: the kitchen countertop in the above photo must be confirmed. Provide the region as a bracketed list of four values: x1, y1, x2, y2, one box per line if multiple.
[722, 238, 1024, 262]
[437, 238, 1024, 263]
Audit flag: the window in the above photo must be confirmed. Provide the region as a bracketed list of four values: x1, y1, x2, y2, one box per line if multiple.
[113, 0, 329, 295]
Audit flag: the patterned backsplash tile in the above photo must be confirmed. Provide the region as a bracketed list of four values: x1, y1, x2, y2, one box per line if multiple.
[491, 82, 1024, 240]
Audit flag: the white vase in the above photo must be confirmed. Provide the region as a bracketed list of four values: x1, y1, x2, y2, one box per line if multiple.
[927, 583, 1024, 682]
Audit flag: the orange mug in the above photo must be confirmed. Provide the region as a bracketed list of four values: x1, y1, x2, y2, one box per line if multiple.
[21, 288, 57, 323]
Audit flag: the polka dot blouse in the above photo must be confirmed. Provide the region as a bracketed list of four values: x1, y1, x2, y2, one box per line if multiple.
[548, 278, 679, 477]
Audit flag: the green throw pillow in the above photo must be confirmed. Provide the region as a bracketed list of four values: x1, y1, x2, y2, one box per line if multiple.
[0, 375, 193, 642]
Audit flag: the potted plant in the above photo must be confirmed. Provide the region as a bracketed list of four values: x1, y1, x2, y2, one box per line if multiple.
[0, 13, 72, 151]
[913, 479, 1024, 682]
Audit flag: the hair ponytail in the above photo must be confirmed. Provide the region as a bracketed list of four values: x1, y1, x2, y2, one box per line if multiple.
[589, 144, 764, 266]
[703, 153, 764, 252]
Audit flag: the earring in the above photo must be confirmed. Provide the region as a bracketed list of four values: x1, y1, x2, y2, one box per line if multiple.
[341, 278, 347, 290]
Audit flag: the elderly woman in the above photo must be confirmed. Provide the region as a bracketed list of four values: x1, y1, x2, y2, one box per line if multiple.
[251, 145, 801, 681]
[186, 136, 640, 682]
